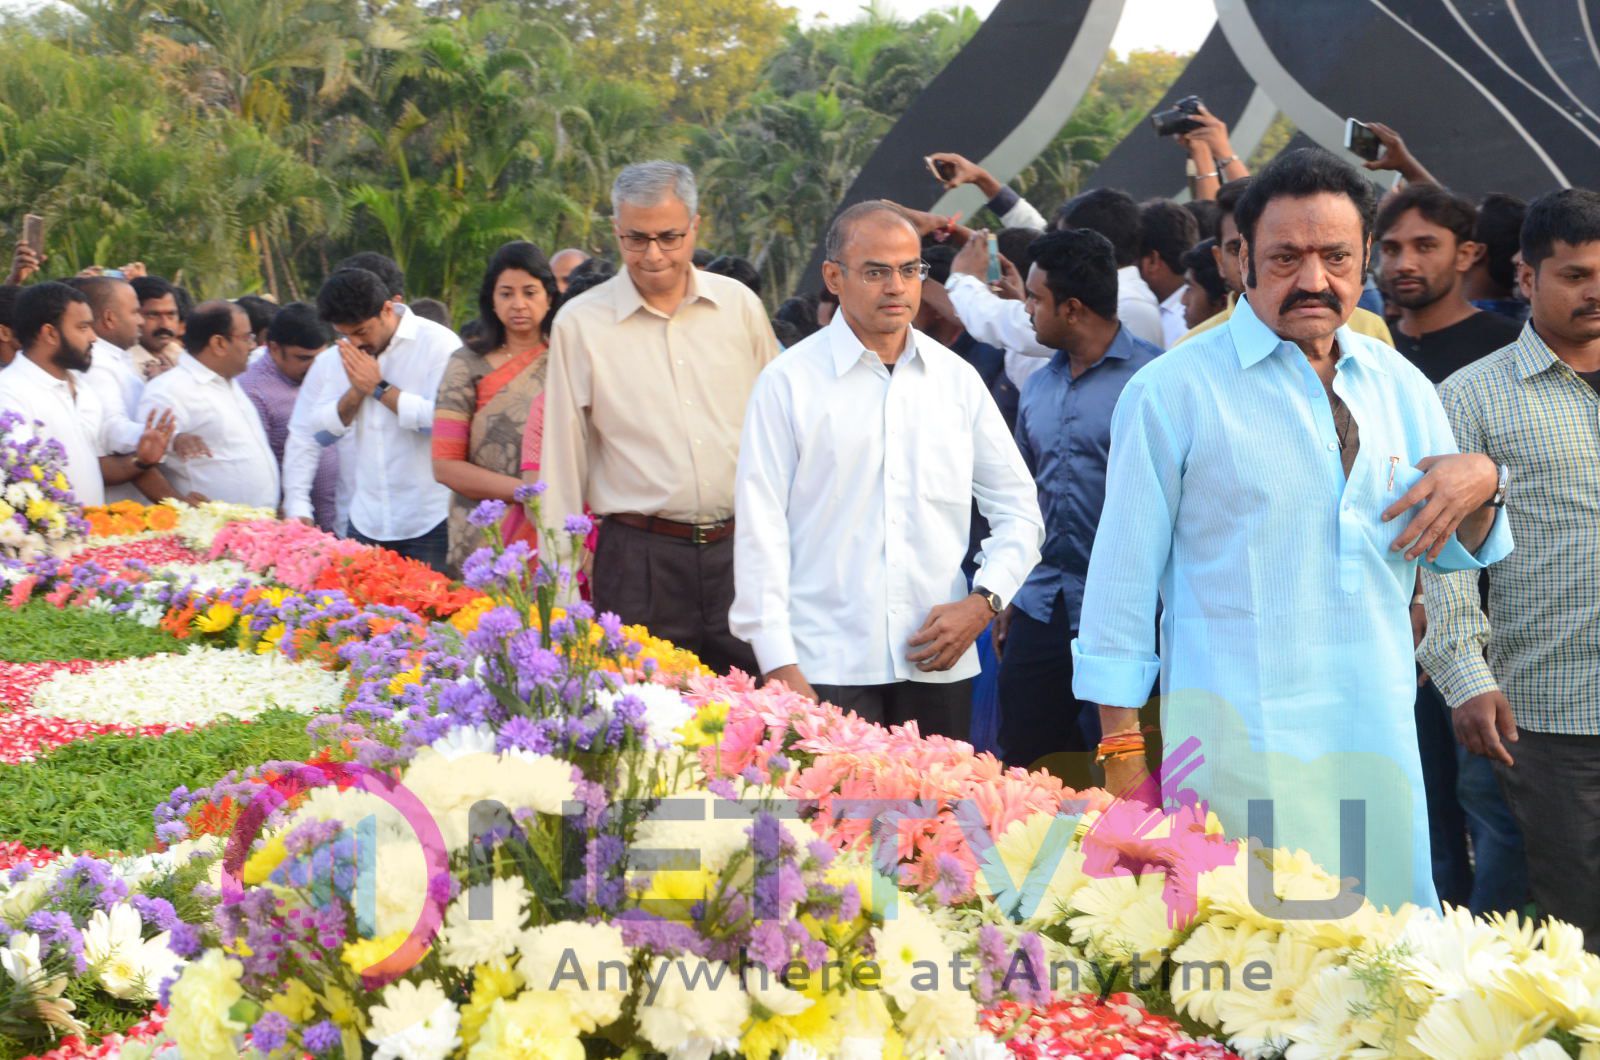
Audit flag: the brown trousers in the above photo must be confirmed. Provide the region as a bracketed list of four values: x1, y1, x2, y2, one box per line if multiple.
[591, 517, 757, 678]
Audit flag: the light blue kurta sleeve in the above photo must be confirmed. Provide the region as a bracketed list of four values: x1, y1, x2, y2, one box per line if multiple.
[1411, 369, 1513, 574]
[1070, 372, 1186, 707]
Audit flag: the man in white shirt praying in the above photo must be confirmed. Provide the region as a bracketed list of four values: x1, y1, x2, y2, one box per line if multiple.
[136, 301, 279, 509]
[286, 267, 458, 570]
[0, 282, 175, 507]
[731, 201, 1044, 739]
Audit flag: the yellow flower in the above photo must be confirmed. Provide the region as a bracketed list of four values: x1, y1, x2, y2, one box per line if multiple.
[256, 622, 287, 655]
[740, 976, 838, 1060]
[460, 958, 523, 1051]
[25, 498, 58, 523]
[388, 664, 424, 696]
[1409, 993, 1555, 1058]
[341, 931, 415, 976]
[677, 699, 730, 749]
[265, 978, 317, 1023]
[1067, 872, 1181, 966]
[319, 984, 361, 1028]
[468, 990, 585, 1059]
[193, 601, 237, 635]
[164, 950, 246, 1060]
[449, 595, 497, 634]
[52, 472, 68, 492]
[241, 833, 289, 886]
[28, 464, 43, 481]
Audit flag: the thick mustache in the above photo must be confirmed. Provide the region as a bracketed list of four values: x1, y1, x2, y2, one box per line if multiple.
[150, 328, 175, 341]
[1574, 305, 1600, 319]
[1279, 289, 1342, 315]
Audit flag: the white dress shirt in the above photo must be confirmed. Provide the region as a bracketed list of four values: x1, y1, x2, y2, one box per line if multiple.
[136, 353, 280, 508]
[82, 337, 150, 502]
[731, 312, 1044, 685]
[1159, 285, 1189, 350]
[0, 356, 112, 506]
[945, 271, 1166, 392]
[284, 306, 457, 540]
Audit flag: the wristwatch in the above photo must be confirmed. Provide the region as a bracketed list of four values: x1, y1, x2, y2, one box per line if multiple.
[972, 587, 1002, 615]
[373, 379, 392, 401]
[1485, 462, 1510, 508]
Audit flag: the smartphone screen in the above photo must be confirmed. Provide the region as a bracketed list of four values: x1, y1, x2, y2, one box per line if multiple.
[986, 233, 1002, 285]
[1345, 119, 1381, 162]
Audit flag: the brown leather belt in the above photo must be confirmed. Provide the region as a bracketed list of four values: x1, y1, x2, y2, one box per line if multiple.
[607, 512, 735, 545]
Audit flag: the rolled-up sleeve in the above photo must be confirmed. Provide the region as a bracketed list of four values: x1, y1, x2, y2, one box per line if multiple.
[945, 274, 1053, 360]
[729, 368, 800, 675]
[969, 377, 1043, 605]
[1417, 372, 1513, 574]
[1071, 374, 1183, 707]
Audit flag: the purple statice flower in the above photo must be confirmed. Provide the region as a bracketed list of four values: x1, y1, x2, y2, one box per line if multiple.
[496, 716, 553, 756]
[547, 617, 574, 640]
[50, 856, 129, 911]
[130, 895, 182, 933]
[167, 921, 203, 958]
[746, 919, 789, 973]
[468, 499, 507, 529]
[1010, 931, 1051, 1005]
[506, 631, 563, 685]
[466, 605, 523, 656]
[837, 882, 862, 922]
[303, 1020, 342, 1056]
[563, 514, 593, 536]
[460, 547, 497, 589]
[251, 1012, 291, 1054]
[513, 481, 547, 503]
[491, 541, 533, 580]
[596, 611, 625, 650]
[750, 813, 784, 861]
[931, 851, 974, 906]
[806, 839, 836, 869]
[616, 912, 710, 956]
[706, 778, 738, 800]
[25, 911, 86, 975]
[567, 600, 595, 622]
[974, 924, 1009, 1004]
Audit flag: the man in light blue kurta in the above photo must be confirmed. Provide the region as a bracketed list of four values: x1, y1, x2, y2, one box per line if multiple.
[1071, 155, 1512, 913]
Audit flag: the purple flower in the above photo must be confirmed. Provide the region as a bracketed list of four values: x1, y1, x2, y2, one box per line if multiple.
[251, 1012, 291, 1054]
[303, 1020, 342, 1056]
[564, 514, 593, 536]
[130, 895, 182, 932]
[931, 851, 973, 905]
[747, 920, 789, 972]
[468, 499, 507, 528]
[750, 813, 784, 861]
[514, 481, 547, 502]
[461, 547, 497, 589]
[167, 922, 202, 958]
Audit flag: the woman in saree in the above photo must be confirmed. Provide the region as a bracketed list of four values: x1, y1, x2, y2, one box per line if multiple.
[432, 241, 558, 574]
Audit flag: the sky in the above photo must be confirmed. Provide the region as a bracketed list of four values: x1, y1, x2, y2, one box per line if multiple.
[787, 0, 1218, 55]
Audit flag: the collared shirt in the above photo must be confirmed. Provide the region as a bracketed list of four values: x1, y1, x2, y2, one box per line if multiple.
[137, 353, 280, 508]
[1178, 293, 1396, 348]
[541, 268, 780, 527]
[82, 338, 146, 453]
[239, 354, 340, 532]
[285, 306, 458, 540]
[1013, 326, 1160, 628]
[128, 341, 183, 380]
[1159, 285, 1189, 350]
[1071, 296, 1512, 911]
[731, 312, 1043, 686]
[1419, 324, 1600, 735]
[945, 271, 1166, 376]
[0, 356, 111, 506]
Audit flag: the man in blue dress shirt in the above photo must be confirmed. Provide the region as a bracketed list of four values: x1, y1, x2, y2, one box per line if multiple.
[1073, 150, 1512, 911]
[996, 228, 1159, 786]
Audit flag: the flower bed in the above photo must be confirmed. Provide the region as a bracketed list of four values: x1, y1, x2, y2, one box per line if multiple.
[0, 495, 1593, 1060]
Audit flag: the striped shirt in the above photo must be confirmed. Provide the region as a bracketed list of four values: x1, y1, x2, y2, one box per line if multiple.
[1418, 323, 1600, 735]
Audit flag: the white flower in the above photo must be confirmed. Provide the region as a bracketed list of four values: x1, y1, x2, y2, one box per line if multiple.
[428, 724, 497, 760]
[517, 921, 632, 1031]
[366, 979, 462, 1060]
[1212, 931, 1337, 1053]
[870, 902, 955, 1012]
[596, 681, 695, 746]
[82, 904, 182, 1001]
[1066, 872, 1181, 966]
[942, 1033, 1011, 1060]
[0, 932, 43, 985]
[1408, 993, 1554, 1058]
[439, 878, 530, 970]
[1283, 965, 1380, 1060]
[399, 748, 577, 851]
[636, 956, 748, 1055]
[32, 647, 344, 726]
[0, 873, 52, 923]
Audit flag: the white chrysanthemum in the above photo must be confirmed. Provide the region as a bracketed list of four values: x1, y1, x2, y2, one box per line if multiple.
[439, 877, 529, 970]
[289, 785, 413, 845]
[1212, 930, 1337, 1052]
[1408, 993, 1554, 1059]
[366, 979, 462, 1060]
[1067, 872, 1180, 965]
[82, 904, 181, 1001]
[632, 787, 811, 879]
[428, 724, 498, 760]
[517, 921, 632, 1031]
[636, 956, 749, 1054]
[1169, 920, 1277, 1027]
[1395, 905, 1516, 999]
[975, 810, 1087, 925]
[898, 989, 981, 1052]
[400, 748, 577, 851]
[32, 646, 344, 725]
[1197, 843, 1354, 933]
[870, 901, 956, 1012]
[942, 1034, 1011, 1060]
[1282, 964, 1380, 1060]
[369, 839, 435, 939]
[597, 681, 696, 746]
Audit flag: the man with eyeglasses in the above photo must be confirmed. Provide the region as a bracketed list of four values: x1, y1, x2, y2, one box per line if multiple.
[136, 301, 278, 508]
[539, 160, 780, 676]
[731, 201, 1043, 738]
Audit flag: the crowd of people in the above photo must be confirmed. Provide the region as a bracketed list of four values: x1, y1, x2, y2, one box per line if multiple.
[1, 106, 1596, 950]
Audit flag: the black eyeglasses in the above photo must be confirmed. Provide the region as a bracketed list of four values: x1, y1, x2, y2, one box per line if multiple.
[618, 230, 688, 252]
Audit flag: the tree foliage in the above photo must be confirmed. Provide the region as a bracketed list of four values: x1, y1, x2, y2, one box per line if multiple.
[0, 1, 1191, 314]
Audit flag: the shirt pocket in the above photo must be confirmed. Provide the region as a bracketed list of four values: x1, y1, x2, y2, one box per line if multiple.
[916, 406, 974, 507]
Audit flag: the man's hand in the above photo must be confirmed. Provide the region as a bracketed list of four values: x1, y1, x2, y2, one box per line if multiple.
[993, 604, 1015, 659]
[926, 151, 1002, 198]
[134, 409, 177, 466]
[1453, 690, 1517, 765]
[338, 338, 381, 396]
[1383, 454, 1499, 561]
[182, 491, 209, 506]
[995, 255, 1025, 301]
[76, 265, 105, 279]
[763, 664, 818, 703]
[1186, 103, 1238, 165]
[950, 230, 993, 281]
[885, 200, 971, 246]
[1360, 121, 1437, 185]
[7, 242, 42, 285]
[117, 261, 148, 280]
[171, 433, 212, 461]
[907, 593, 992, 672]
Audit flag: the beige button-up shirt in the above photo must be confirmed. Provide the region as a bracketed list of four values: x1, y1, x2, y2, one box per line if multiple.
[540, 268, 780, 528]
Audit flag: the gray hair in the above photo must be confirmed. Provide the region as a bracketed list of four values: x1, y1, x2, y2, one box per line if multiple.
[611, 161, 698, 218]
[825, 200, 917, 262]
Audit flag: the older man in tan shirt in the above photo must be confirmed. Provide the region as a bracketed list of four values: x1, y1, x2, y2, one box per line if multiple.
[538, 161, 780, 675]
